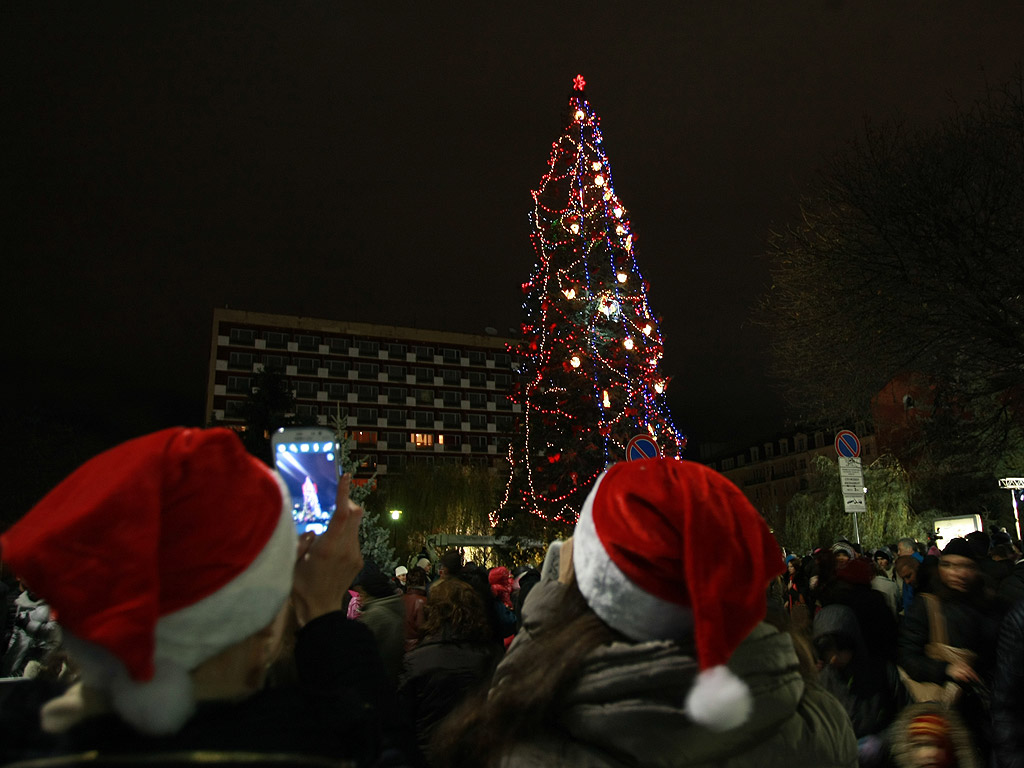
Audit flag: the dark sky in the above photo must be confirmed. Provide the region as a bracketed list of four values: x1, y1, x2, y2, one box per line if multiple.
[6, 2, 1024, 456]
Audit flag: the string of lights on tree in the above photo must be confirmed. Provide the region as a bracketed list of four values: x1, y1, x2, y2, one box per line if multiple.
[494, 74, 687, 527]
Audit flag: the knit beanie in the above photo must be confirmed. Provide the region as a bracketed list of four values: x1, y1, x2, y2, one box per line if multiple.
[572, 459, 784, 732]
[0, 427, 296, 735]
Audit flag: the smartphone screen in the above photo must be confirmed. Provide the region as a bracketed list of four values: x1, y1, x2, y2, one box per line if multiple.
[272, 429, 340, 536]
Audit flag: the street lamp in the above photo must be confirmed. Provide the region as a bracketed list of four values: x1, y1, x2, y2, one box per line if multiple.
[390, 509, 403, 521]
[389, 509, 403, 550]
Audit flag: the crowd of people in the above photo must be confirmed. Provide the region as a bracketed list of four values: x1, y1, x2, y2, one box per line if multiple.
[0, 426, 1021, 768]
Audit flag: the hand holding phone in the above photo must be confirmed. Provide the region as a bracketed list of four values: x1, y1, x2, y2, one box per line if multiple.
[292, 473, 364, 627]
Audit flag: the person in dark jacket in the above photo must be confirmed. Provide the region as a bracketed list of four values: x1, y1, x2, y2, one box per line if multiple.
[0, 427, 393, 766]
[991, 599, 1024, 768]
[813, 603, 907, 765]
[403, 566, 430, 652]
[897, 537, 1002, 763]
[398, 577, 498, 762]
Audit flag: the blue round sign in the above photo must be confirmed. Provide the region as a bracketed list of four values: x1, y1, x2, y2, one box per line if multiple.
[626, 434, 660, 461]
[834, 430, 861, 458]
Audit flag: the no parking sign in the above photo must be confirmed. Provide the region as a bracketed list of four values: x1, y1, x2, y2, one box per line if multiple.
[626, 434, 660, 461]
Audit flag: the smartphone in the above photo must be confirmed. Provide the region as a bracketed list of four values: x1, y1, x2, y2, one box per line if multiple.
[271, 427, 341, 536]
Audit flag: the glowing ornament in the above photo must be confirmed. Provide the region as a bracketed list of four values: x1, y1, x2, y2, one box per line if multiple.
[573, 74, 586, 91]
[598, 297, 620, 317]
[613, 207, 623, 218]
[602, 390, 611, 408]
[591, 161, 602, 171]
[569, 222, 580, 234]
[574, 109, 585, 122]
[642, 324, 652, 335]
[563, 287, 576, 300]
[617, 271, 628, 283]
[570, 355, 581, 368]
[616, 225, 626, 235]
[594, 175, 604, 187]
[603, 190, 612, 201]
[654, 381, 665, 394]
[624, 338, 634, 350]
[625, 234, 633, 251]
[648, 423, 656, 437]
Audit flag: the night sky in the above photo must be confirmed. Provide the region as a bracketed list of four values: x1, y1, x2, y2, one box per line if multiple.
[7, 2, 1024, 459]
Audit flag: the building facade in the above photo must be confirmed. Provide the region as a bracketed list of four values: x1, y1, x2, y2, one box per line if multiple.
[206, 308, 520, 475]
[704, 424, 877, 524]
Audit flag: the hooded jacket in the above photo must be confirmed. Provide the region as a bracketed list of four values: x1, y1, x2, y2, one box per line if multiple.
[494, 580, 857, 768]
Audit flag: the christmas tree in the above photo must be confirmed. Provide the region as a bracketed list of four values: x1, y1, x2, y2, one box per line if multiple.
[495, 74, 687, 527]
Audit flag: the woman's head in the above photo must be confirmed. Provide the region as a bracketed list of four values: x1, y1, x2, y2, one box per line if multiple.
[421, 578, 490, 643]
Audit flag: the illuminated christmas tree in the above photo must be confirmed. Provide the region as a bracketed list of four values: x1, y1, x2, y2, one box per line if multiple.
[495, 75, 687, 527]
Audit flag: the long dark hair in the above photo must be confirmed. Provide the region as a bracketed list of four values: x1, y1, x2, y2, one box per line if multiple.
[431, 574, 624, 767]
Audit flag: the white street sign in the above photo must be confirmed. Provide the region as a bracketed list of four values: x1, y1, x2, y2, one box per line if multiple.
[843, 494, 866, 513]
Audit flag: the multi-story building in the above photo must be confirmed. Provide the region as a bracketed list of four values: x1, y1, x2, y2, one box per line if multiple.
[703, 423, 877, 524]
[206, 308, 520, 475]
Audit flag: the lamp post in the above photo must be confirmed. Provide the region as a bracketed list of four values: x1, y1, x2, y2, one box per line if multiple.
[389, 509, 403, 550]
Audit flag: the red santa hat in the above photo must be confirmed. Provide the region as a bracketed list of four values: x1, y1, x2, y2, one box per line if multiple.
[0, 427, 296, 734]
[572, 458, 784, 731]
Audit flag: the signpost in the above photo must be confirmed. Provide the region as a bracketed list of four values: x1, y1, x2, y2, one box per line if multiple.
[626, 434, 660, 462]
[835, 432, 865, 543]
[998, 477, 1024, 542]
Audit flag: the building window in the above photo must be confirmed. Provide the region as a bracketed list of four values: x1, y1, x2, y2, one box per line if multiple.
[388, 343, 406, 359]
[468, 393, 487, 408]
[443, 434, 461, 450]
[296, 404, 318, 419]
[442, 369, 461, 385]
[414, 411, 434, 428]
[225, 399, 245, 417]
[357, 454, 377, 471]
[295, 357, 318, 375]
[387, 387, 407, 404]
[351, 430, 377, 446]
[227, 376, 250, 394]
[468, 350, 486, 366]
[779, 440, 789, 456]
[386, 409, 406, 426]
[327, 383, 349, 400]
[410, 433, 434, 447]
[442, 348, 460, 363]
[263, 354, 287, 370]
[265, 331, 288, 349]
[494, 353, 511, 367]
[385, 431, 405, 447]
[496, 396, 512, 411]
[493, 373, 511, 388]
[357, 363, 379, 379]
[356, 340, 379, 356]
[468, 372, 487, 387]
[442, 391, 461, 407]
[468, 435, 487, 450]
[413, 345, 433, 361]
[296, 381, 318, 397]
[750, 447, 760, 462]
[229, 328, 255, 345]
[415, 389, 434, 405]
[328, 337, 351, 352]
[327, 360, 351, 376]
[795, 437, 806, 452]
[764, 443, 774, 459]
[442, 412, 461, 428]
[228, 352, 255, 370]
[356, 408, 377, 425]
[386, 454, 406, 470]
[296, 335, 319, 351]
[414, 367, 433, 383]
[387, 365, 405, 381]
[356, 385, 378, 401]
[468, 414, 487, 430]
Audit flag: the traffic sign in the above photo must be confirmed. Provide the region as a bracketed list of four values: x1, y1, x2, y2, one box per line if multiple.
[835, 430, 861, 458]
[844, 495, 866, 513]
[626, 434, 660, 461]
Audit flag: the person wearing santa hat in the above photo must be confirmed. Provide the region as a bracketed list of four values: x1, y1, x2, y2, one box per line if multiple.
[0, 427, 394, 765]
[434, 458, 858, 768]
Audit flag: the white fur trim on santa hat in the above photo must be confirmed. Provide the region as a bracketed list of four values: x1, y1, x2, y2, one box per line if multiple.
[155, 475, 296, 672]
[573, 476, 694, 642]
[685, 664, 753, 732]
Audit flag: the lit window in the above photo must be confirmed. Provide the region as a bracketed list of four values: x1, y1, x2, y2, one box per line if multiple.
[411, 433, 434, 447]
